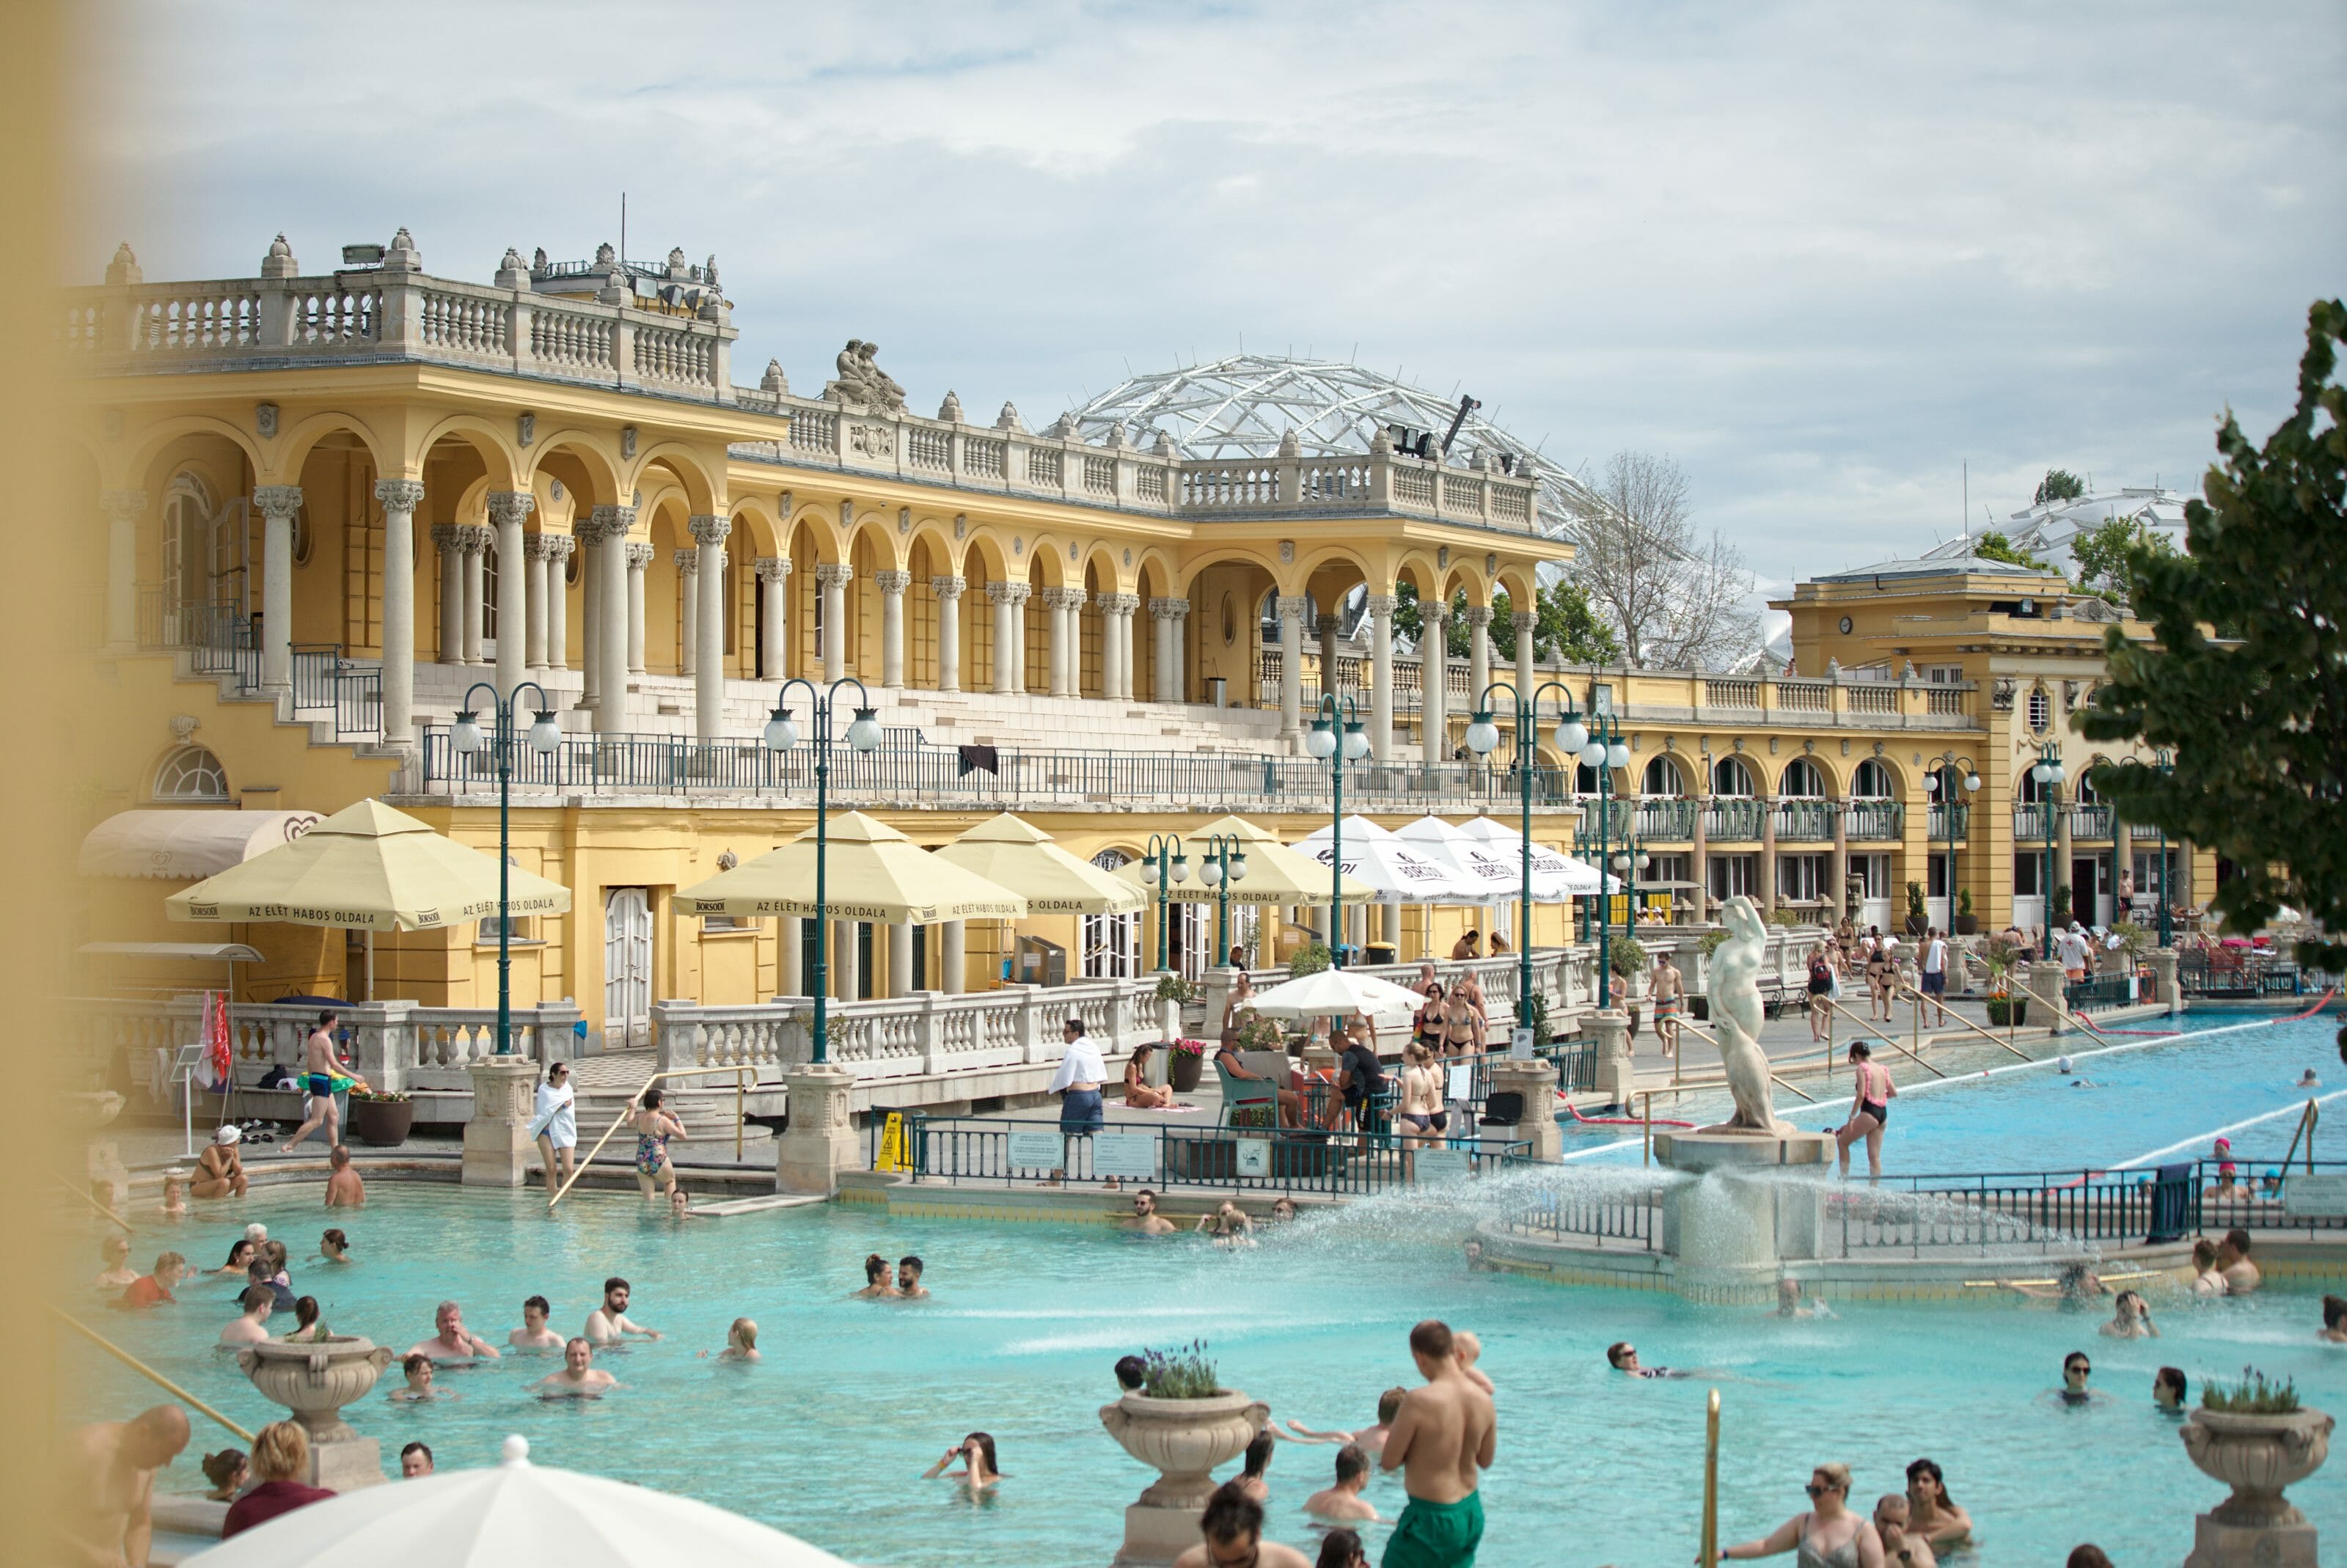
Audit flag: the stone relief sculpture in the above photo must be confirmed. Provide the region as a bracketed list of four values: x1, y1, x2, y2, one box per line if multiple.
[824, 339, 907, 413]
[1702, 895, 1787, 1135]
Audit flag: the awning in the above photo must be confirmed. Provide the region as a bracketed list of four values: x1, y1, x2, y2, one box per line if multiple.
[78, 810, 323, 881]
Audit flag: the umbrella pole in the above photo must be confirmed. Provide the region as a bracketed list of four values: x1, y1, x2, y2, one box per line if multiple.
[365, 928, 376, 1003]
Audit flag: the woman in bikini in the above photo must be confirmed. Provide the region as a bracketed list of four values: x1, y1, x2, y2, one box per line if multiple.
[1834, 1041, 1895, 1181]
[1864, 942, 1895, 1022]
[630, 1087, 689, 1201]
[1395, 1042, 1449, 1150]
[1440, 984, 1484, 1058]
[1122, 1044, 1176, 1110]
[1413, 981, 1446, 1055]
[1806, 946, 1835, 1044]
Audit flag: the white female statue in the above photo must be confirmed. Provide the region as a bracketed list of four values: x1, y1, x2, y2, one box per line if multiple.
[1704, 895, 1788, 1135]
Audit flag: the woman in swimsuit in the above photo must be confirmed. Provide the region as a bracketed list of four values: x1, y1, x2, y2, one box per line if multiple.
[630, 1087, 689, 1201]
[1395, 1042, 1449, 1150]
[1834, 1042, 1894, 1181]
[1121, 1044, 1175, 1110]
[1439, 986, 1484, 1058]
[1806, 947, 1835, 1044]
[1864, 944, 1895, 1022]
[1413, 982, 1446, 1053]
[1713, 1462, 1883, 1567]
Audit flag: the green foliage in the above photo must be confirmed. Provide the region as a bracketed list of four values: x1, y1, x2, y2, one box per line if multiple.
[1154, 972, 1202, 1005]
[1289, 942, 1333, 979]
[1768, 906, 1802, 928]
[1492, 581, 1622, 667]
[2203, 1368, 2300, 1415]
[2070, 514, 2175, 604]
[1608, 934, 1647, 978]
[1697, 927, 1732, 959]
[1958, 887, 1975, 918]
[1231, 1013, 1285, 1052]
[2035, 468, 2088, 505]
[2050, 884, 2073, 926]
[1905, 881, 1927, 917]
[2110, 920, 2150, 958]
[2079, 300, 2347, 1057]
[1391, 582, 1469, 659]
[1974, 530, 2051, 571]
[1137, 1339, 1223, 1399]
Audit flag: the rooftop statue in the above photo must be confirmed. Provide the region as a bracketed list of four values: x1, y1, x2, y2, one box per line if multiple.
[824, 339, 907, 413]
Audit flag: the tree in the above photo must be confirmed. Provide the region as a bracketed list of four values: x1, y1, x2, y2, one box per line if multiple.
[1492, 580, 1621, 666]
[1571, 450, 1760, 669]
[2069, 514, 2175, 604]
[2035, 468, 2087, 505]
[2079, 299, 2347, 1055]
[1972, 530, 2049, 570]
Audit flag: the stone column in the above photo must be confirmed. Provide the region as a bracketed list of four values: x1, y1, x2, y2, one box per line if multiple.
[833, 919, 857, 1001]
[1169, 598, 1187, 703]
[1515, 612, 1536, 695]
[1591, 1008, 1634, 1108]
[1488, 1057, 1561, 1161]
[592, 505, 634, 733]
[1465, 602, 1492, 714]
[988, 582, 1027, 694]
[776, 1064, 859, 1196]
[1319, 607, 1341, 705]
[625, 541, 653, 675]
[1276, 595, 1308, 741]
[253, 485, 303, 692]
[1046, 587, 1085, 697]
[1149, 597, 1187, 703]
[941, 920, 967, 994]
[1110, 593, 1142, 700]
[433, 526, 465, 664]
[374, 479, 424, 747]
[1421, 598, 1450, 768]
[690, 515, 731, 740]
[888, 921, 915, 999]
[2054, 787, 2074, 926]
[779, 916, 804, 997]
[1095, 596, 1119, 700]
[2113, 815, 2134, 923]
[522, 535, 551, 673]
[2026, 959, 2068, 1035]
[100, 489, 144, 651]
[2146, 946, 2180, 1016]
[816, 563, 852, 681]
[1830, 796, 1850, 925]
[1690, 791, 1711, 923]
[756, 557, 791, 680]
[460, 1057, 541, 1186]
[573, 518, 603, 708]
[931, 576, 964, 692]
[674, 550, 699, 676]
[1760, 794, 1780, 919]
[1366, 593, 1396, 761]
[487, 491, 532, 695]
[460, 525, 491, 665]
[875, 569, 911, 689]
[542, 535, 573, 677]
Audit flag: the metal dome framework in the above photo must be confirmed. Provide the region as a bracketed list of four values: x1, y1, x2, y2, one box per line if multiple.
[1067, 353, 1600, 543]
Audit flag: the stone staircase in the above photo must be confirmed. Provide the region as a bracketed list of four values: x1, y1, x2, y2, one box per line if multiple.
[567, 1048, 777, 1156]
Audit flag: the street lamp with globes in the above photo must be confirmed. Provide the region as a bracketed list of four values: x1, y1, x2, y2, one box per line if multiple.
[450, 681, 563, 1055]
[761, 676, 883, 1064]
[1304, 693, 1372, 967]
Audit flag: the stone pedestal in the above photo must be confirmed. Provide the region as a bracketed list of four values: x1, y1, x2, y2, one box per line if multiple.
[777, 1064, 859, 1196]
[1590, 1009, 1633, 1107]
[2148, 947, 2181, 1016]
[1653, 1129, 1834, 1299]
[460, 1057, 540, 1186]
[1487, 1057, 1561, 1162]
[238, 1336, 394, 1491]
[1100, 1390, 1269, 1566]
[2025, 961, 2068, 1034]
[2181, 1407, 2333, 1568]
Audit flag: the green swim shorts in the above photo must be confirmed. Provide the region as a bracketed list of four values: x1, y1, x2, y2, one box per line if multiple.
[1383, 1490, 1484, 1568]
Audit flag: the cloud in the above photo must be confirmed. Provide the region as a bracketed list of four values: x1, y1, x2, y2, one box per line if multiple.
[80, 0, 2346, 588]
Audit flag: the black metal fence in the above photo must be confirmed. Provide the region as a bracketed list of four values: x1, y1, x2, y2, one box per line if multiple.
[2178, 948, 2306, 998]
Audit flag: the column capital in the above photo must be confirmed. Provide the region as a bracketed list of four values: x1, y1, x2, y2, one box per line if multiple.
[987, 580, 1032, 607]
[589, 502, 637, 536]
[252, 484, 304, 520]
[755, 556, 794, 585]
[673, 548, 700, 573]
[1275, 594, 1314, 622]
[687, 512, 732, 546]
[523, 533, 557, 562]
[626, 541, 656, 569]
[373, 477, 426, 513]
[546, 532, 576, 561]
[930, 574, 967, 600]
[1148, 596, 1189, 620]
[1421, 596, 1450, 624]
[813, 561, 854, 589]
[1364, 593, 1399, 615]
[874, 569, 912, 594]
[431, 523, 464, 553]
[99, 489, 147, 524]
[457, 524, 494, 554]
[484, 490, 535, 528]
[1041, 585, 1086, 609]
[1463, 604, 1493, 628]
[1101, 591, 1140, 614]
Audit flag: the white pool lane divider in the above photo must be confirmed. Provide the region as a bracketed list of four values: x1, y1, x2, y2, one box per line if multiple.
[2113, 1088, 2347, 1170]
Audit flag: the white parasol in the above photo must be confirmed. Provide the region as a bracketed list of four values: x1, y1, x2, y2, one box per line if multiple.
[1286, 816, 1485, 904]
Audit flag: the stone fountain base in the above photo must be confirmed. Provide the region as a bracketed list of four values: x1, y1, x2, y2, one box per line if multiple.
[1652, 1130, 1833, 1297]
[238, 1336, 395, 1491]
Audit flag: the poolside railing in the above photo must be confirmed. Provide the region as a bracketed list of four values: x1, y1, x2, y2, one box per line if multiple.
[1494, 1182, 1665, 1250]
[870, 1113, 1527, 1196]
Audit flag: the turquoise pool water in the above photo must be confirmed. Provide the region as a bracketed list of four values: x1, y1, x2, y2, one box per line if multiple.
[70, 1006, 2345, 1566]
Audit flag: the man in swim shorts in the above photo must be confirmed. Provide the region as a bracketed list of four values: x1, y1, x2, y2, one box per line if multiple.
[1918, 928, 1949, 1027]
[1650, 951, 1684, 1059]
[281, 1011, 347, 1154]
[1380, 1319, 1493, 1567]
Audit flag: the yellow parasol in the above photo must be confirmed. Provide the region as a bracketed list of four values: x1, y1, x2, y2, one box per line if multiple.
[677, 810, 1027, 923]
[935, 813, 1147, 915]
[1112, 813, 1375, 905]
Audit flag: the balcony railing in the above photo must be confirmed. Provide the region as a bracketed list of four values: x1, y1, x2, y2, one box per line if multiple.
[2013, 804, 2057, 840]
[2068, 804, 2114, 839]
[1845, 800, 1903, 841]
[1703, 799, 1768, 841]
[1927, 803, 1971, 840]
[1771, 800, 1836, 842]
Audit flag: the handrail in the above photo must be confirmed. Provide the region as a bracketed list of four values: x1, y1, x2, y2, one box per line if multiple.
[1699, 1388, 1722, 1568]
[1667, 1014, 1818, 1103]
[2280, 1099, 2321, 1173]
[49, 1306, 255, 1440]
[1892, 983, 2037, 1061]
[546, 1063, 750, 1212]
[1819, 996, 1949, 1079]
[55, 1171, 134, 1234]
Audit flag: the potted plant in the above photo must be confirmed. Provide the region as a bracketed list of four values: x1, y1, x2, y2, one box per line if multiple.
[1167, 1038, 1209, 1094]
[1288, 942, 1333, 979]
[2050, 882, 2073, 928]
[1154, 972, 1202, 1006]
[1955, 887, 1977, 937]
[1982, 935, 2027, 1027]
[1904, 881, 1928, 937]
[2180, 1369, 2332, 1551]
[1099, 1340, 1269, 1522]
[345, 1088, 413, 1148]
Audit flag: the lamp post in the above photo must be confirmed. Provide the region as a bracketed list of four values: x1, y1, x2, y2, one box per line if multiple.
[1304, 693, 1370, 967]
[1925, 752, 1980, 928]
[1195, 833, 1251, 966]
[450, 682, 563, 1055]
[1143, 833, 1188, 973]
[761, 677, 883, 1064]
[1464, 678, 1582, 1027]
[2029, 742, 2065, 959]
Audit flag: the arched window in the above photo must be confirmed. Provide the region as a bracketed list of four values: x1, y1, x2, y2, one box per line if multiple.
[1575, 762, 1603, 794]
[2074, 764, 2102, 805]
[1710, 756, 1754, 797]
[2026, 686, 2051, 733]
[1779, 758, 1828, 798]
[1851, 759, 1894, 799]
[1082, 850, 1142, 979]
[153, 746, 230, 802]
[2018, 766, 2054, 804]
[1642, 755, 1685, 796]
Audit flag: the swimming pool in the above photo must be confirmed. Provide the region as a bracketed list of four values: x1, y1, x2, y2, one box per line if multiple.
[1567, 1007, 2345, 1176]
[74, 1091, 2347, 1568]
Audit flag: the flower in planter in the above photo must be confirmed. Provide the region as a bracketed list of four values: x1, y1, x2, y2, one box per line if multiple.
[1169, 1038, 1209, 1058]
[348, 1089, 411, 1104]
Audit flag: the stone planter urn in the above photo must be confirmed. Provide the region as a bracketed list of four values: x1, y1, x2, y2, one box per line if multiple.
[1168, 1047, 1205, 1095]
[238, 1334, 395, 1491]
[1100, 1389, 1268, 1565]
[2181, 1405, 2334, 1568]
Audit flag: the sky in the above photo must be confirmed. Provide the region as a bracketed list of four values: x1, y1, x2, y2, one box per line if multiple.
[80, 0, 2346, 605]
